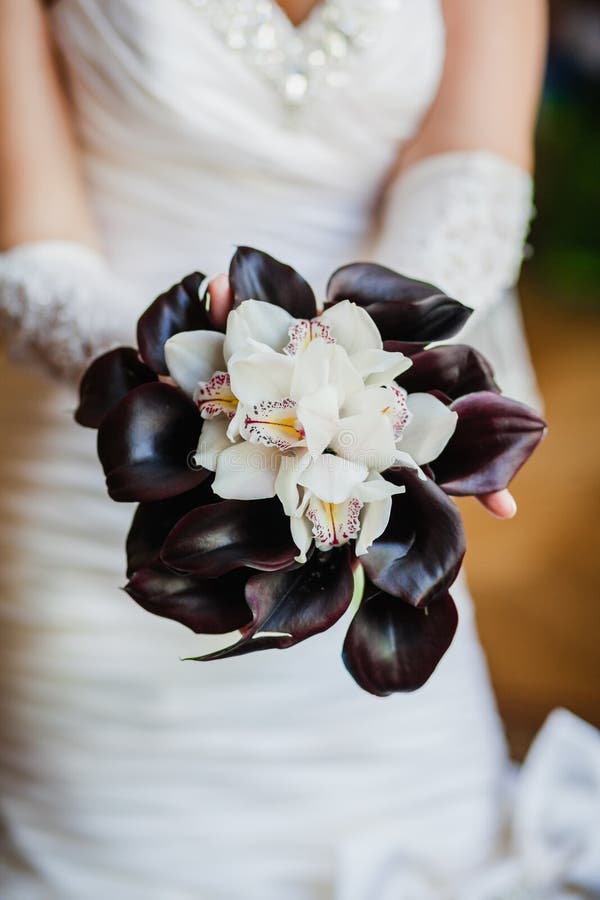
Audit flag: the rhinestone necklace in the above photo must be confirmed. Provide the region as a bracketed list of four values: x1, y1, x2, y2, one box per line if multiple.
[188, 0, 400, 106]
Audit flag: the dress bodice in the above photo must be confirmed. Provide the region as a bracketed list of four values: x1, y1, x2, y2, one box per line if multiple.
[50, 0, 445, 291]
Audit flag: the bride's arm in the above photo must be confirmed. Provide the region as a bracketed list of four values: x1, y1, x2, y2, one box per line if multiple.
[374, 0, 548, 311]
[0, 0, 97, 249]
[0, 0, 141, 380]
[372, 0, 547, 519]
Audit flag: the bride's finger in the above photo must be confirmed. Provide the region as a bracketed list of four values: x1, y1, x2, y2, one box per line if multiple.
[206, 272, 233, 328]
[477, 489, 517, 519]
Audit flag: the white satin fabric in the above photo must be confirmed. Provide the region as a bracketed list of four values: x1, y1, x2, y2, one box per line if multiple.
[0, 1, 595, 897]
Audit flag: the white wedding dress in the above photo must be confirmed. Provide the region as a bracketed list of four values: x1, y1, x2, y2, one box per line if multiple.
[1, 2, 598, 898]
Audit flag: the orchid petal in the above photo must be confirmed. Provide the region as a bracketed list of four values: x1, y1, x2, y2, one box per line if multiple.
[398, 393, 458, 465]
[343, 583, 459, 695]
[295, 386, 339, 457]
[298, 454, 368, 505]
[194, 417, 232, 471]
[275, 449, 311, 516]
[355, 496, 393, 557]
[350, 348, 413, 387]
[331, 412, 398, 471]
[229, 246, 317, 318]
[137, 272, 214, 374]
[290, 514, 313, 564]
[161, 498, 297, 576]
[194, 371, 238, 419]
[354, 474, 405, 556]
[290, 339, 363, 406]
[164, 330, 225, 397]
[223, 298, 296, 361]
[284, 318, 335, 355]
[241, 398, 305, 451]
[319, 299, 382, 353]
[212, 442, 280, 500]
[306, 494, 363, 550]
[229, 351, 293, 405]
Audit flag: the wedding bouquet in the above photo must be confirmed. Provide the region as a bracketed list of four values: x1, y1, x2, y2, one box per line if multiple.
[76, 247, 546, 695]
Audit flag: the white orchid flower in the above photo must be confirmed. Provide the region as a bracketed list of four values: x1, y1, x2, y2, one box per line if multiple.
[164, 297, 458, 559]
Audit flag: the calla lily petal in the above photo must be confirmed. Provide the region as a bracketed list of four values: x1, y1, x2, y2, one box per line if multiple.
[431, 391, 547, 495]
[229, 246, 317, 318]
[161, 498, 298, 576]
[396, 344, 499, 399]
[192, 546, 354, 659]
[342, 582, 459, 695]
[361, 468, 465, 607]
[97, 382, 208, 502]
[212, 442, 281, 500]
[76, 346, 157, 430]
[164, 330, 225, 397]
[223, 298, 296, 361]
[326, 263, 472, 342]
[137, 272, 214, 374]
[319, 299, 382, 353]
[125, 563, 252, 634]
[126, 481, 219, 577]
[398, 392, 458, 465]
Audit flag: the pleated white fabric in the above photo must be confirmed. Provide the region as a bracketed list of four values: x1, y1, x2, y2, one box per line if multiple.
[0, 1, 572, 897]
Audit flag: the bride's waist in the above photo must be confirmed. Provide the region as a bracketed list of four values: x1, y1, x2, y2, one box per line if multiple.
[84, 157, 375, 293]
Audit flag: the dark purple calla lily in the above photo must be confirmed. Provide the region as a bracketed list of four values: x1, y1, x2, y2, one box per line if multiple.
[395, 344, 500, 400]
[431, 391, 547, 496]
[383, 340, 430, 357]
[126, 481, 220, 577]
[342, 581, 459, 695]
[361, 468, 466, 608]
[137, 271, 215, 374]
[97, 381, 208, 502]
[229, 246, 317, 319]
[75, 346, 157, 429]
[191, 546, 354, 660]
[161, 498, 298, 577]
[125, 563, 252, 634]
[326, 263, 473, 342]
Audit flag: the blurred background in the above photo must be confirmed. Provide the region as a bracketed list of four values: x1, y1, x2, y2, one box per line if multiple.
[462, 0, 600, 758]
[0, 0, 598, 761]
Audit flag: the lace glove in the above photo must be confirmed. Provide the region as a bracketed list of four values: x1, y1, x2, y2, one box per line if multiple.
[372, 151, 534, 321]
[0, 241, 143, 383]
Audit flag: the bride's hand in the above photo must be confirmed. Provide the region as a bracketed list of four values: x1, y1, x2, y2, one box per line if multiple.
[477, 490, 517, 519]
[206, 274, 517, 521]
[206, 272, 233, 328]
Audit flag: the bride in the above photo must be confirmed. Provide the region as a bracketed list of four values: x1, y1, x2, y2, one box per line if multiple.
[1, 1, 597, 898]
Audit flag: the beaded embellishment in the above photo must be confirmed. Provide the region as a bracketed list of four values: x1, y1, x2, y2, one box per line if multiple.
[188, 0, 400, 105]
